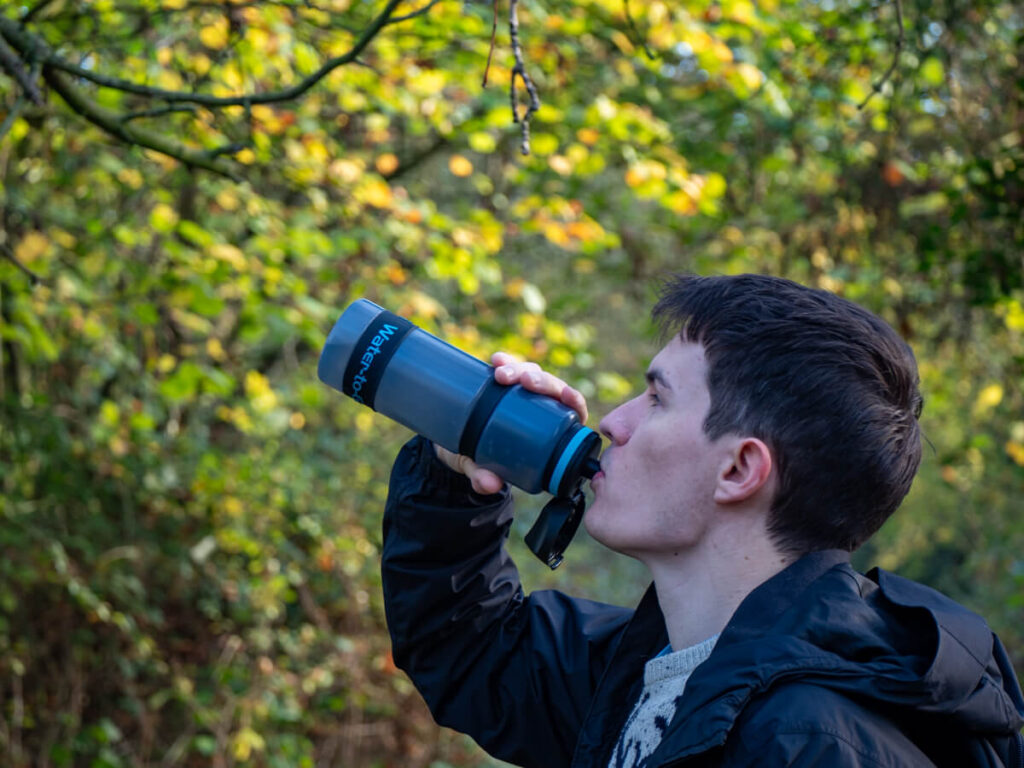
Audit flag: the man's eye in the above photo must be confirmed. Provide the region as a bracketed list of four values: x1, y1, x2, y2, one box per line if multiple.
[648, 392, 660, 407]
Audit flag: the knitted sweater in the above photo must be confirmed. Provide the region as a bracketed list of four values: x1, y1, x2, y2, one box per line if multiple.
[607, 635, 719, 768]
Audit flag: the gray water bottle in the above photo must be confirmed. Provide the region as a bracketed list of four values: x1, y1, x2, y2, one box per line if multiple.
[317, 299, 602, 567]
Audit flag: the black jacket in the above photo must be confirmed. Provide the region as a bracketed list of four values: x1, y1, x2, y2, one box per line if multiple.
[382, 437, 1024, 767]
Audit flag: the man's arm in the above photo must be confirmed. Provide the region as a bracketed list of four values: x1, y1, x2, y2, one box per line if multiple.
[381, 434, 632, 767]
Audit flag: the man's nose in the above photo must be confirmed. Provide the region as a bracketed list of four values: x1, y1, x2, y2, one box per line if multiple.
[599, 397, 638, 446]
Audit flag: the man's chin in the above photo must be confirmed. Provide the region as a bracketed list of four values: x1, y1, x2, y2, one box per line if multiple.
[582, 505, 616, 549]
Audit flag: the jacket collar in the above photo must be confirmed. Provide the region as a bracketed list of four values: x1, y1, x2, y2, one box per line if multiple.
[717, 548, 853, 645]
[657, 549, 854, 760]
[572, 550, 853, 766]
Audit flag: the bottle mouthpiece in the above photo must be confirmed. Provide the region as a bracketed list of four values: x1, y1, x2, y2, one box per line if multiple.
[581, 457, 601, 479]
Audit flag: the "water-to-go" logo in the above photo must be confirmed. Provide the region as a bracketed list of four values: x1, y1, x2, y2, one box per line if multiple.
[350, 323, 399, 403]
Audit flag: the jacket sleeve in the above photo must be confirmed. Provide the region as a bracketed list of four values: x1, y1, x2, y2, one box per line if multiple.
[381, 436, 634, 768]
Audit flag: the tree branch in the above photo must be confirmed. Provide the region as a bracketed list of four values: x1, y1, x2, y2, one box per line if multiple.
[0, 0, 404, 109]
[624, 0, 656, 61]
[858, 0, 904, 109]
[509, 0, 540, 155]
[121, 104, 198, 123]
[0, 33, 44, 105]
[482, 0, 498, 87]
[0, 242, 44, 285]
[41, 66, 242, 179]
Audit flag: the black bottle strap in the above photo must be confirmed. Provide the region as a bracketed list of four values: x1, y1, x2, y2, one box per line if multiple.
[341, 310, 413, 410]
[458, 376, 512, 459]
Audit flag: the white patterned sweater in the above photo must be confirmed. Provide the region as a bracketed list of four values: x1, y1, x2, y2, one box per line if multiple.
[607, 634, 719, 768]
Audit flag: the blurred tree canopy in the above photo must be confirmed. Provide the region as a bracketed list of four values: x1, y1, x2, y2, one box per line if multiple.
[1, 0, 1021, 766]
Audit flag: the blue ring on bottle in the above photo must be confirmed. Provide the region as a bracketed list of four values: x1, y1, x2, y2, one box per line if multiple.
[547, 426, 596, 496]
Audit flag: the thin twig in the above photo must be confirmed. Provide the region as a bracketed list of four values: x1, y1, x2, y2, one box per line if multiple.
[21, 0, 60, 23]
[482, 0, 499, 87]
[858, 0, 904, 110]
[0, 242, 43, 285]
[509, 0, 539, 155]
[0, 93, 26, 142]
[624, 0, 656, 61]
[385, 0, 443, 25]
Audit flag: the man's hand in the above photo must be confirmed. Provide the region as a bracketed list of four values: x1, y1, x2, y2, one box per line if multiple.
[435, 351, 589, 495]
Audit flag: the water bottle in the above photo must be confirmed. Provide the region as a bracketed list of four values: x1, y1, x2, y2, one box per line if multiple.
[317, 299, 602, 567]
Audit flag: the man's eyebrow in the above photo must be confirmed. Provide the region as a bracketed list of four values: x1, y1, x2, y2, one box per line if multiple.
[645, 368, 672, 391]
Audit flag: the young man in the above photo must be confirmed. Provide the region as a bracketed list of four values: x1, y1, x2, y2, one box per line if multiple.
[381, 274, 1024, 767]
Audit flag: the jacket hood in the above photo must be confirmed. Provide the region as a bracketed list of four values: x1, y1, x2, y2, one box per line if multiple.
[663, 550, 1024, 760]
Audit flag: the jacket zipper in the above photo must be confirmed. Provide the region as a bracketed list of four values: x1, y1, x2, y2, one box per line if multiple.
[1012, 730, 1023, 768]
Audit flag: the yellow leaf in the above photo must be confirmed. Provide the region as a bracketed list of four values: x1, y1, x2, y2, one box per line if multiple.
[215, 188, 240, 211]
[625, 166, 645, 188]
[548, 155, 572, 175]
[468, 132, 497, 153]
[1004, 300, 1024, 331]
[610, 30, 635, 55]
[734, 62, 763, 92]
[245, 370, 278, 412]
[355, 178, 393, 209]
[206, 338, 226, 361]
[209, 243, 247, 271]
[232, 727, 265, 761]
[662, 190, 697, 215]
[51, 228, 77, 249]
[973, 384, 1003, 416]
[702, 172, 727, 199]
[117, 168, 144, 189]
[14, 232, 50, 264]
[530, 133, 559, 156]
[409, 70, 446, 96]
[199, 19, 229, 50]
[722, 0, 757, 24]
[536, 104, 564, 122]
[149, 203, 179, 233]
[375, 153, 399, 175]
[449, 155, 473, 177]
[330, 159, 364, 184]
[543, 222, 570, 247]
[1005, 441, 1024, 467]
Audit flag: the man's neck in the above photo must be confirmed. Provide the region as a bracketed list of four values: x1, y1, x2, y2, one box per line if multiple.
[645, 520, 792, 651]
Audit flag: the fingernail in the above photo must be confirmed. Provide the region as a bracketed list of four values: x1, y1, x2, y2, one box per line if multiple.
[529, 372, 542, 385]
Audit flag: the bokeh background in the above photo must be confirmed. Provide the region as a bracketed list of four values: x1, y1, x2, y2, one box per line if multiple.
[1, 0, 1021, 765]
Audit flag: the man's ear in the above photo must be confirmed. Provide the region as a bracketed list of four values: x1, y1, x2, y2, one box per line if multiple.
[713, 437, 773, 504]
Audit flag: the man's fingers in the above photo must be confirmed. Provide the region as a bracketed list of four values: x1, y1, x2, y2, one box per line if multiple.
[434, 444, 505, 495]
[490, 352, 588, 423]
[559, 385, 589, 424]
[467, 466, 504, 495]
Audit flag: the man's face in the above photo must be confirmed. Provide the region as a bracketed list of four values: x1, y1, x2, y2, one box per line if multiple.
[585, 338, 727, 560]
